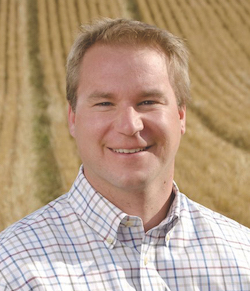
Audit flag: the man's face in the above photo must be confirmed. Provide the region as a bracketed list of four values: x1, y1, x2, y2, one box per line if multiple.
[68, 44, 186, 194]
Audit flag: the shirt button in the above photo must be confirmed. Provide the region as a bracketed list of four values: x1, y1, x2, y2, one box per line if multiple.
[166, 233, 170, 242]
[144, 256, 148, 266]
[106, 237, 113, 245]
[125, 221, 133, 227]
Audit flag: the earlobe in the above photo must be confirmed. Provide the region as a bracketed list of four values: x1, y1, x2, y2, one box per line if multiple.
[68, 105, 76, 138]
[179, 105, 186, 135]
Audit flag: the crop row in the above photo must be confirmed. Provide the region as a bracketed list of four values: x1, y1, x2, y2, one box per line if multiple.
[0, 0, 19, 197]
[0, 0, 249, 230]
[136, 0, 250, 151]
[0, 0, 44, 229]
[135, 0, 250, 226]
[35, 0, 127, 200]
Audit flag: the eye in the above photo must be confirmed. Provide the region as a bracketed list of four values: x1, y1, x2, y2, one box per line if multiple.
[140, 100, 157, 105]
[95, 102, 113, 107]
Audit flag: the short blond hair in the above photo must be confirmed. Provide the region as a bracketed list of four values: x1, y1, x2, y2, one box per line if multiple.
[66, 18, 191, 111]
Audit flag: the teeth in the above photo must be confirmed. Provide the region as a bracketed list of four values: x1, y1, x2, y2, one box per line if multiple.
[112, 148, 146, 154]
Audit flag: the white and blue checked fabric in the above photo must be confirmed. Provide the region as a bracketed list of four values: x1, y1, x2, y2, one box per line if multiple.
[0, 166, 250, 290]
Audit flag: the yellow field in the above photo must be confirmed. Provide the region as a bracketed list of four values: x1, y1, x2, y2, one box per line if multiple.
[0, 0, 249, 231]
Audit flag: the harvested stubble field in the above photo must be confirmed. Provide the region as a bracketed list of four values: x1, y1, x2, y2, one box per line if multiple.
[0, 0, 250, 231]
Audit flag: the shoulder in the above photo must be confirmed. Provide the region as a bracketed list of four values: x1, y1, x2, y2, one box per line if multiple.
[0, 192, 81, 288]
[0, 193, 71, 258]
[179, 192, 250, 245]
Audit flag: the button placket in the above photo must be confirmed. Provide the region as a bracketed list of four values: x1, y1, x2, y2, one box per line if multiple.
[140, 233, 169, 291]
[143, 256, 148, 266]
[140, 236, 150, 291]
[140, 234, 151, 267]
[165, 233, 170, 243]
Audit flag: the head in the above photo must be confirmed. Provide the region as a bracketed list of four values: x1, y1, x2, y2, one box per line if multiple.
[67, 20, 188, 197]
[66, 18, 191, 112]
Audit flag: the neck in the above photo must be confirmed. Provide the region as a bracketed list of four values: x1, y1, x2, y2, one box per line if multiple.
[113, 180, 174, 232]
[85, 171, 175, 232]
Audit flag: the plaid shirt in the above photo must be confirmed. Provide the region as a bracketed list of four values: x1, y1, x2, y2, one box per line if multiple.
[0, 166, 250, 290]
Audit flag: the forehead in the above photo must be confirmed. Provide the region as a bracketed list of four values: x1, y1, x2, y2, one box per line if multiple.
[79, 43, 169, 75]
[76, 44, 175, 104]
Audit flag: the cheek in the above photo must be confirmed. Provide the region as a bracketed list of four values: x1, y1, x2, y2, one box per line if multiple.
[75, 114, 110, 144]
[147, 112, 182, 145]
[145, 111, 172, 134]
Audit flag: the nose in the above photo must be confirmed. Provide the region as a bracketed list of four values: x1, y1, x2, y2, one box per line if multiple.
[114, 106, 144, 136]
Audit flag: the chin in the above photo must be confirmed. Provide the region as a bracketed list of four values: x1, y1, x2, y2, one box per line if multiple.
[113, 175, 149, 191]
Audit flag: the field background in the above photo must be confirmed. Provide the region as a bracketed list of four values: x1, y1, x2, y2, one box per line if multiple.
[0, 0, 250, 231]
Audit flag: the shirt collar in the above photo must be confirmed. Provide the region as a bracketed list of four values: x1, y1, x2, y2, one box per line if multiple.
[163, 182, 181, 225]
[150, 182, 181, 240]
[68, 166, 181, 248]
[68, 166, 127, 249]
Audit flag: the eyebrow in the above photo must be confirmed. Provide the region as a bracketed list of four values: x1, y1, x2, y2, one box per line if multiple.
[85, 91, 115, 105]
[86, 89, 167, 102]
[87, 91, 114, 101]
[138, 90, 167, 101]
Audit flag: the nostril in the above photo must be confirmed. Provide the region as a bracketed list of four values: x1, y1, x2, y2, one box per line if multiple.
[115, 107, 144, 136]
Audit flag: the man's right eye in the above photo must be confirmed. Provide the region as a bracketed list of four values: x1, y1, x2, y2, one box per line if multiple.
[95, 102, 113, 106]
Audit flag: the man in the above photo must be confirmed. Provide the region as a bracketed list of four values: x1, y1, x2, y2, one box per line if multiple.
[0, 18, 249, 290]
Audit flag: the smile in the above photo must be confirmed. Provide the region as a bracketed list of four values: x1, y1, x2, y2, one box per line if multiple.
[111, 147, 147, 154]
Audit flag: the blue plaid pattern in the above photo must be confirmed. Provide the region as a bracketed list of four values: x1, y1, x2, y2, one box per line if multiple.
[0, 166, 250, 290]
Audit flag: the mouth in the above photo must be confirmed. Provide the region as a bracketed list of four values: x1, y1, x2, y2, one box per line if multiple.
[110, 147, 149, 154]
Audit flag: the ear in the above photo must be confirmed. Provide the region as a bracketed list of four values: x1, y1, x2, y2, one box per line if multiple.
[178, 105, 186, 135]
[68, 105, 76, 138]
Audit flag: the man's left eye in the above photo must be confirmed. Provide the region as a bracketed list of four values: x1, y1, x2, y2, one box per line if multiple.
[141, 100, 157, 105]
[96, 102, 113, 106]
